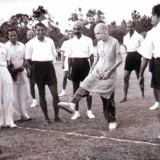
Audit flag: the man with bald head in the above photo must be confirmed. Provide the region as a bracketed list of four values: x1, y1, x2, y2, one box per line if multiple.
[64, 21, 95, 120]
[58, 23, 123, 131]
[26, 30, 35, 40]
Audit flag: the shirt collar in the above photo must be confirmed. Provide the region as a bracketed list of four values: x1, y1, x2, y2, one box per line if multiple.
[73, 34, 84, 40]
[8, 41, 20, 46]
[36, 36, 47, 42]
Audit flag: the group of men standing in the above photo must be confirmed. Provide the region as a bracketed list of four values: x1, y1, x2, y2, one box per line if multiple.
[0, 4, 159, 138]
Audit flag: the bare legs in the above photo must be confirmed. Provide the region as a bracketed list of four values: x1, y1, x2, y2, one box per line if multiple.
[120, 70, 131, 103]
[37, 83, 61, 124]
[120, 70, 144, 103]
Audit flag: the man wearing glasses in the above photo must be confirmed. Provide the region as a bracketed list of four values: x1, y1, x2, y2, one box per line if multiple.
[65, 21, 95, 120]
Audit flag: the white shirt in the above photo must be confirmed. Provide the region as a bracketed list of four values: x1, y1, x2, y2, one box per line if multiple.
[138, 23, 160, 59]
[0, 43, 9, 66]
[5, 41, 25, 68]
[5, 41, 27, 84]
[25, 36, 57, 62]
[65, 35, 94, 58]
[61, 39, 72, 57]
[123, 31, 144, 52]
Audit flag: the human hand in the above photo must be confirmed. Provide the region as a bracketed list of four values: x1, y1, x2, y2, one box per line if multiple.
[100, 71, 110, 80]
[67, 71, 72, 80]
[16, 66, 24, 72]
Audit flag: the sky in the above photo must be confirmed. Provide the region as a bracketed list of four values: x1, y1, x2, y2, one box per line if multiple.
[0, 0, 159, 32]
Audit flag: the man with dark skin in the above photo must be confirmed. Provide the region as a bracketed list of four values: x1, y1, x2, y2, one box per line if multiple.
[66, 21, 95, 120]
[120, 21, 144, 102]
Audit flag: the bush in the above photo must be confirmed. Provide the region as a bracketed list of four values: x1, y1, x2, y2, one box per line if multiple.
[109, 26, 127, 44]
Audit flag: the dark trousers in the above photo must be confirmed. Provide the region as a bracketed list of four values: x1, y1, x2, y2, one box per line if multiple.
[72, 81, 92, 110]
[71, 87, 116, 122]
[29, 78, 35, 99]
[37, 83, 60, 120]
[71, 58, 92, 111]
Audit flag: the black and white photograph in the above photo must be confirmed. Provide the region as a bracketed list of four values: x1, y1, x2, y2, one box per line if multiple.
[0, 0, 160, 159]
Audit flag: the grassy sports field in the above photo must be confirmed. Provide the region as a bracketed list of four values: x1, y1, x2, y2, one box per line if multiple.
[0, 54, 160, 160]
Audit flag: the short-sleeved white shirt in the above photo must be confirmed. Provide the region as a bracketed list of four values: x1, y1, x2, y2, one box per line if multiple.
[123, 31, 144, 52]
[5, 41, 25, 68]
[65, 35, 94, 58]
[25, 36, 57, 62]
[0, 43, 9, 66]
[138, 23, 160, 59]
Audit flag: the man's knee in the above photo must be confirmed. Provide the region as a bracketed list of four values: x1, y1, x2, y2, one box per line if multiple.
[124, 76, 130, 82]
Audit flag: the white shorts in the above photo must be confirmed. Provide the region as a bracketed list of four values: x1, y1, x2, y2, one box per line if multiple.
[64, 57, 69, 71]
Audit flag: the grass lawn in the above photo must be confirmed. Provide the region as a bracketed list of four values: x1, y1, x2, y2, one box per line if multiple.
[0, 55, 160, 160]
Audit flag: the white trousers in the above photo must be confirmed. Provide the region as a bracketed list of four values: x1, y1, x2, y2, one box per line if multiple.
[0, 67, 14, 126]
[13, 82, 30, 120]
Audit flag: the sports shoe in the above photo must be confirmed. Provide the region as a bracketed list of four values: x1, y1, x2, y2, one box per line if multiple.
[30, 99, 37, 108]
[58, 102, 75, 114]
[23, 117, 32, 121]
[109, 122, 117, 131]
[59, 90, 67, 97]
[71, 111, 81, 120]
[87, 110, 95, 119]
[149, 102, 159, 110]
[9, 123, 17, 128]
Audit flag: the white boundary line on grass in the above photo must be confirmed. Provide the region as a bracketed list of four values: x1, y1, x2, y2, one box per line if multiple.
[18, 126, 160, 146]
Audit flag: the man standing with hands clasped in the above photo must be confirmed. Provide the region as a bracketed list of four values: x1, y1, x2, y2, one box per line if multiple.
[6, 28, 31, 122]
[58, 23, 122, 131]
[58, 29, 75, 97]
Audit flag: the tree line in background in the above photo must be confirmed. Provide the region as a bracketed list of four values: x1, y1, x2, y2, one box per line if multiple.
[0, 6, 153, 47]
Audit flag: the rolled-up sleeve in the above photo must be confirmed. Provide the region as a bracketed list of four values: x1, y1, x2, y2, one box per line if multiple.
[138, 32, 153, 60]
